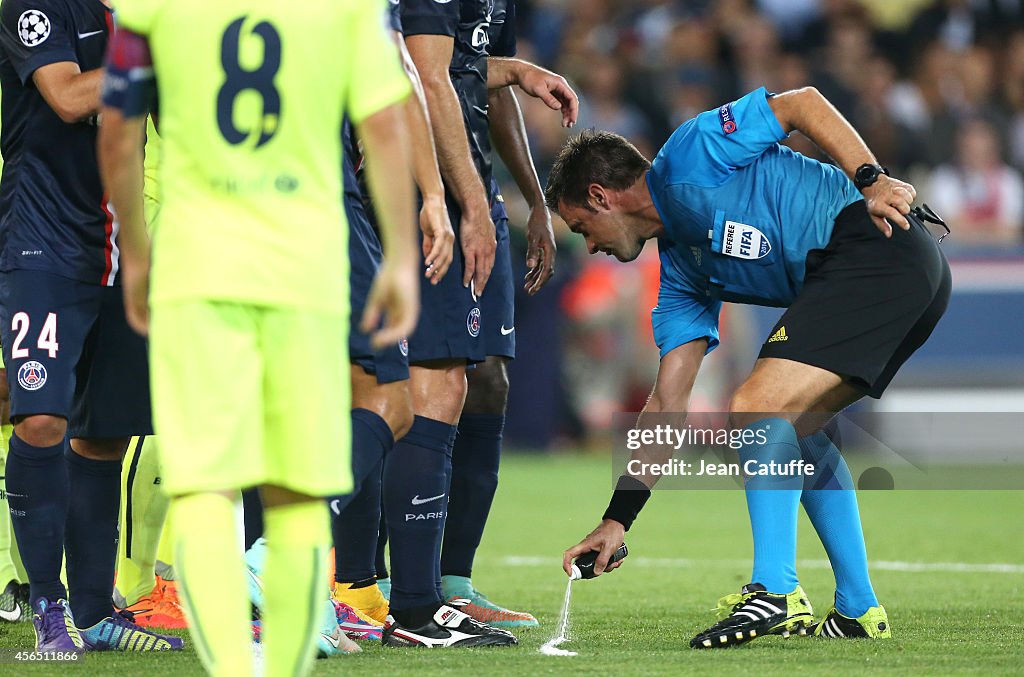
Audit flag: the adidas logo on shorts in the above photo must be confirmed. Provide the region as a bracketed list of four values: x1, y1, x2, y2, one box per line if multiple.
[768, 326, 788, 343]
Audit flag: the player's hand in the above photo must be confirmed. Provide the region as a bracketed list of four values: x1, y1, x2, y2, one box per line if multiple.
[524, 205, 556, 295]
[420, 194, 455, 285]
[862, 175, 916, 238]
[121, 255, 151, 336]
[362, 259, 420, 350]
[460, 204, 497, 295]
[562, 519, 626, 578]
[515, 63, 579, 128]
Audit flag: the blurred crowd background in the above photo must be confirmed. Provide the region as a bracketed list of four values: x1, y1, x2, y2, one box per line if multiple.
[497, 0, 1024, 450]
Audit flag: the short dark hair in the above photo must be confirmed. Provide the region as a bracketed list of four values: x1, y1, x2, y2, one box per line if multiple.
[544, 129, 651, 212]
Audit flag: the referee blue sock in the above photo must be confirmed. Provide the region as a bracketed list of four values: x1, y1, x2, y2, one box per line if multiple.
[5, 433, 68, 604]
[739, 418, 802, 594]
[383, 415, 454, 616]
[441, 413, 503, 578]
[64, 448, 121, 628]
[332, 408, 393, 583]
[799, 430, 878, 618]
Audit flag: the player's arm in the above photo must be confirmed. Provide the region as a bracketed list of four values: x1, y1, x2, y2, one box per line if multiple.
[33, 63, 103, 123]
[767, 87, 916, 237]
[0, 0, 102, 123]
[488, 85, 555, 294]
[487, 57, 578, 128]
[393, 30, 454, 285]
[404, 32, 496, 293]
[562, 339, 707, 578]
[357, 103, 421, 347]
[97, 29, 155, 335]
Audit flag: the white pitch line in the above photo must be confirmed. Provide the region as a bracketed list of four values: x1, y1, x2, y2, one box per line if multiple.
[498, 556, 1024, 575]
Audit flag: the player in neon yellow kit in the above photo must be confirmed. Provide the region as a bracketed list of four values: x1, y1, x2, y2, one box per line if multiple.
[113, 123, 186, 630]
[99, 2, 419, 674]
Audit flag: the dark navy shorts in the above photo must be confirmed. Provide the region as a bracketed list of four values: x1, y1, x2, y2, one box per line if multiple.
[348, 196, 410, 384]
[479, 183, 515, 359]
[0, 269, 153, 438]
[406, 192, 485, 365]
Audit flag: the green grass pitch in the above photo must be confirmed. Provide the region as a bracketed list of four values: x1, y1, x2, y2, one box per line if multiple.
[1, 453, 1021, 675]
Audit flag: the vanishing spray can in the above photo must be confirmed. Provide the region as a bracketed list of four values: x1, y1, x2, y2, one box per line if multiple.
[570, 543, 628, 580]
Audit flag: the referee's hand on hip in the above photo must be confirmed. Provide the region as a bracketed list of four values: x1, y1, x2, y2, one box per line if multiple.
[862, 174, 917, 238]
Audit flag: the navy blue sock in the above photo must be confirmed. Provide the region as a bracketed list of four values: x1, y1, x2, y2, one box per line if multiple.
[739, 418, 803, 594]
[432, 425, 457, 599]
[382, 415, 454, 616]
[6, 433, 68, 605]
[441, 413, 504, 578]
[332, 409, 393, 582]
[64, 448, 121, 628]
[799, 430, 878, 617]
[241, 488, 264, 550]
[375, 509, 389, 579]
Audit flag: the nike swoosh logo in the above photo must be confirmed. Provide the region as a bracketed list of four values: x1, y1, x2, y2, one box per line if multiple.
[0, 606, 22, 622]
[77, 30, 104, 39]
[411, 493, 445, 506]
[472, 105, 488, 115]
[321, 632, 340, 649]
[500, 326, 515, 335]
[329, 499, 342, 515]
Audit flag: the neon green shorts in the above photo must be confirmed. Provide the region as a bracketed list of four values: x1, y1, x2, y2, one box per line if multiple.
[149, 301, 351, 497]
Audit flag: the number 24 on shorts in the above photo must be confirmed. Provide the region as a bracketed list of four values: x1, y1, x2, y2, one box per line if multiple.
[10, 312, 59, 359]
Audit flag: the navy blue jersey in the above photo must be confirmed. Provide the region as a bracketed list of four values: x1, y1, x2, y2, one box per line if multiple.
[401, 0, 516, 194]
[0, 0, 116, 285]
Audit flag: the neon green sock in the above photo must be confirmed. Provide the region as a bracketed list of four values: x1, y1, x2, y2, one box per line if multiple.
[263, 500, 329, 677]
[173, 493, 252, 677]
[0, 428, 19, 586]
[115, 437, 170, 605]
[157, 507, 176, 575]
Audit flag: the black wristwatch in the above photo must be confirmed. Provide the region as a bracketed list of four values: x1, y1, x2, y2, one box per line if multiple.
[853, 163, 889, 190]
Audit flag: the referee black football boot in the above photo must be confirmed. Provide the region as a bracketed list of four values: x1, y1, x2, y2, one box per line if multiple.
[382, 599, 518, 648]
[811, 604, 891, 639]
[690, 583, 814, 649]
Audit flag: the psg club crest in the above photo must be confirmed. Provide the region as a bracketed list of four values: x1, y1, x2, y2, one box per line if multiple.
[398, 338, 409, 357]
[466, 307, 481, 338]
[17, 361, 47, 391]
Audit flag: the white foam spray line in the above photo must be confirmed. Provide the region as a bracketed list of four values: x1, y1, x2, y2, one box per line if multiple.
[539, 579, 577, 657]
[499, 556, 1024, 575]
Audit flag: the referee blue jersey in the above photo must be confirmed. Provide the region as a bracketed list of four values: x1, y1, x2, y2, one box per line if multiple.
[647, 87, 862, 357]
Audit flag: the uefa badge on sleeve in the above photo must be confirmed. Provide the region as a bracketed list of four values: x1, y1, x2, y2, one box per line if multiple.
[467, 308, 481, 338]
[18, 361, 47, 391]
[18, 10, 51, 47]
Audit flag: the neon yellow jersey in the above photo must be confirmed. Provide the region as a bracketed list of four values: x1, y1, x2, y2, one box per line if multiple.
[115, 0, 410, 313]
[143, 117, 160, 226]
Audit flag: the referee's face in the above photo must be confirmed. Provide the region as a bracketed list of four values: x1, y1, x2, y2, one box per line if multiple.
[560, 200, 645, 263]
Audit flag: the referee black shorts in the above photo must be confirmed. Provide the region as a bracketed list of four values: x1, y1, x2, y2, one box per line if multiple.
[759, 200, 952, 399]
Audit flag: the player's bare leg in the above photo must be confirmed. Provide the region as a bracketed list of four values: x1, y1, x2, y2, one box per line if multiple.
[330, 368, 413, 628]
[408, 361, 468, 425]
